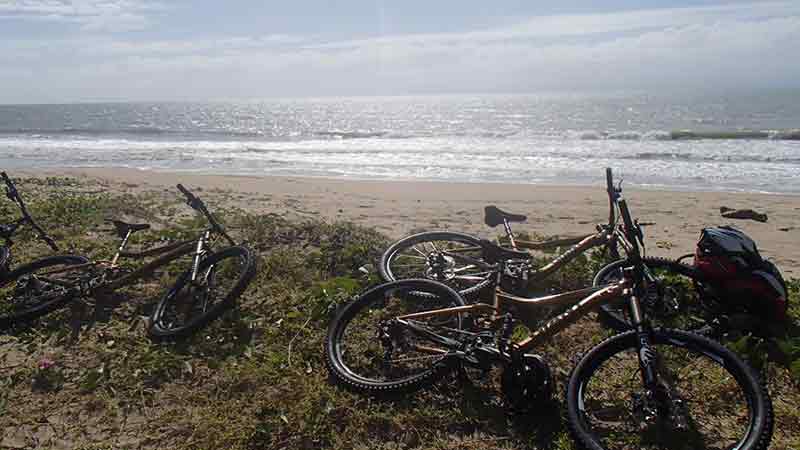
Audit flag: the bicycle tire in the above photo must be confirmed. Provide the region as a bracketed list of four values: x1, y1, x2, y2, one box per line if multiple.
[379, 231, 495, 299]
[148, 245, 256, 340]
[0, 254, 89, 328]
[566, 328, 773, 450]
[325, 279, 467, 395]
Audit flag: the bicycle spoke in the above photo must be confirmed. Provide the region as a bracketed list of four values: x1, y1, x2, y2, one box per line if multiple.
[395, 254, 426, 261]
[412, 245, 427, 257]
[382, 233, 496, 298]
[578, 341, 753, 450]
[391, 263, 428, 269]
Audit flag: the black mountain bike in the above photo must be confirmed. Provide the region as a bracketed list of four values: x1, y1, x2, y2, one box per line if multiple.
[0, 184, 256, 339]
[326, 195, 773, 450]
[0, 172, 89, 327]
[0, 172, 76, 271]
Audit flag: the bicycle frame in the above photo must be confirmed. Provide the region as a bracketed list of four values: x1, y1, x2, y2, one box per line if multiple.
[39, 183, 234, 298]
[481, 168, 624, 283]
[103, 235, 203, 292]
[526, 230, 614, 283]
[445, 227, 618, 287]
[396, 274, 628, 355]
[500, 167, 620, 253]
[394, 195, 662, 392]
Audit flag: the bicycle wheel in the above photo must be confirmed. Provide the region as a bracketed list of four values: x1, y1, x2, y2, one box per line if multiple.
[325, 279, 467, 394]
[148, 245, 256, 340]
[379, 231, 495, 299]
[0, 255, 89, 328]
[594, 257, 714, 333]
[566, 328, 772, 450]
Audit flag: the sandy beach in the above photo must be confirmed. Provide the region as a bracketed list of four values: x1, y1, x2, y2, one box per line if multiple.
[19, 167, 800, 277]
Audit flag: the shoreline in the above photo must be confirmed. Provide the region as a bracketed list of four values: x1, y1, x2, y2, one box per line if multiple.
[13, 164, 800, 196]
[17, 166, 800, 276]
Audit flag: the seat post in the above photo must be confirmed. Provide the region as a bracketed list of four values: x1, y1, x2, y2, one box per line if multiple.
[111, 229, 133, 267]
[503, 219, 517, 249]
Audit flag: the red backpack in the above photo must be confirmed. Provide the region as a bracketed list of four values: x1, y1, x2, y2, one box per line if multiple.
[694, 226, 788, 324]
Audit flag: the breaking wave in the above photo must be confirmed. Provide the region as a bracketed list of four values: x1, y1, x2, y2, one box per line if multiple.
[575, 129, 800, 141]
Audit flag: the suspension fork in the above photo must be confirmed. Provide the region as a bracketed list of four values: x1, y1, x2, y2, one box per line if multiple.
[629, 292, 659, 389]
[191, 230, 210, 283]
[629, 288, 690, 428]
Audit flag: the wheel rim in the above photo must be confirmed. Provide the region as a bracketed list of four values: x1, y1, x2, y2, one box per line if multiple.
[334, 284, 463, 386]
[575, 336, 758, 450]
[154, 252, 247, 332]
[385, 237, 493, 295]
[0, 260, 83, 320]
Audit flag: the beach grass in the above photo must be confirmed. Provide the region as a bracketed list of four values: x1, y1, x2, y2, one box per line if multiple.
[0, 176, 798, 450]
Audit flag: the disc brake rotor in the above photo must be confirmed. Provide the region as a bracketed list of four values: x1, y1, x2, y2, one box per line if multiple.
[424, 252, 457, 281]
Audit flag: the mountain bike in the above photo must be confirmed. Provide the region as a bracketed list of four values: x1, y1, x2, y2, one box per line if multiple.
[0, 172, 89, 327]
[378, 168, 624, 298]
[0, 171, 74, 271]
[327, 195, 773, 450]
[378, 168, 733, 337]
[0, 184, 256, 339]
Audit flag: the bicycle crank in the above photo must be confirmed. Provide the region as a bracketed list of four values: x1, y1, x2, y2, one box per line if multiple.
[501, 353, 553, 412]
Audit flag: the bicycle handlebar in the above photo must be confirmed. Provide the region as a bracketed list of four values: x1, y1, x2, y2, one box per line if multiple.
[1, 172, 59, 251]
[176, 184, 236, 246]
[2, 171, 19, 202]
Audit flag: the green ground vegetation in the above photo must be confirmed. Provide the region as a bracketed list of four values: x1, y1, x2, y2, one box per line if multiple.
[0, 176, 797, 449]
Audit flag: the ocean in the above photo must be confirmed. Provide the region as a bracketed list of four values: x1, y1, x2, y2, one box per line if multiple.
[1, 91, 799, 193]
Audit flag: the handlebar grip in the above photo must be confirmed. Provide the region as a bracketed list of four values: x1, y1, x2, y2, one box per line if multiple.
[605, 168, 613, 192]
[177, 184, 201, 209]
[2, 172, 18, 199]
[177, 183, 191, 197]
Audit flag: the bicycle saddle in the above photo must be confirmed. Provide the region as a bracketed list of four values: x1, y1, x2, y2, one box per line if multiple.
[484, 205, 527, 227]
[106, 219, 151, 238]
[479, 239, 530, 263]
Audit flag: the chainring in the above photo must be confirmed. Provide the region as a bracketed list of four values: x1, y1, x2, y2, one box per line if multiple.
[501, 353, 553, 412]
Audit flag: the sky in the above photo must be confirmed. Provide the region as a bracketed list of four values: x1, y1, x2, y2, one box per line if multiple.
[0, 0, 799, 103]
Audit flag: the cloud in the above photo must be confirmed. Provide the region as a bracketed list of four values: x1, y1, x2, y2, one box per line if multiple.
[1, 1, 799, 102]
[0, 0, 164, 31]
